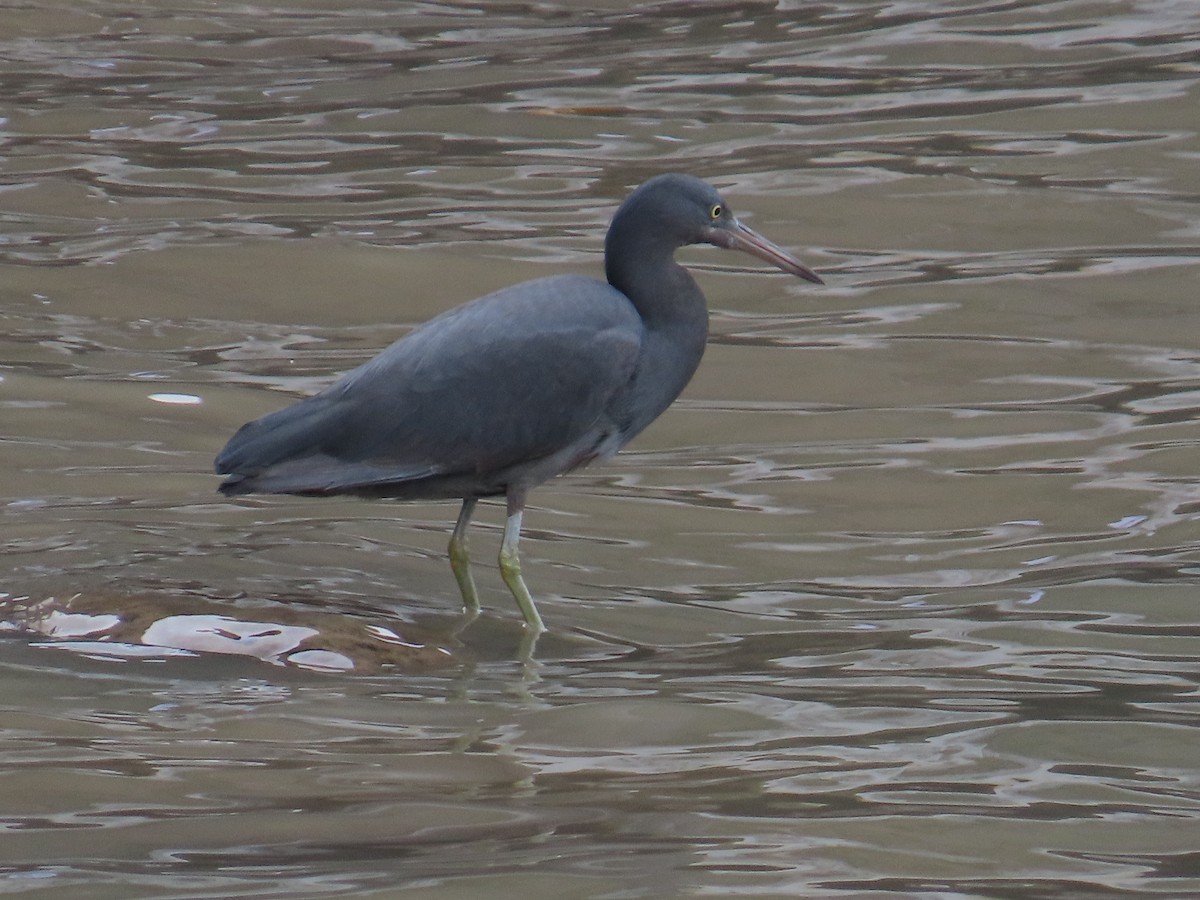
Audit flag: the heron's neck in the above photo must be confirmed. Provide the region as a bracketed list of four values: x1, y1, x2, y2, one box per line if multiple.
[604, 230, 706, 327]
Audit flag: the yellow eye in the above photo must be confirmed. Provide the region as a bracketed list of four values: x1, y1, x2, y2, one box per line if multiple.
[710, 203, 723, 219]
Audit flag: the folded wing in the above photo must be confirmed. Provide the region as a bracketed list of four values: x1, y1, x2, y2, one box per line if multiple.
[215, 275, 643, 497]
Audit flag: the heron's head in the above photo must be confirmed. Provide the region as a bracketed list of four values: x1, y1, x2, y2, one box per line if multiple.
[609, 173, 823, 284]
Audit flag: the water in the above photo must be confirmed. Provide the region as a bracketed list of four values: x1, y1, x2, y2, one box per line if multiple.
[2, 1, 1199, 896]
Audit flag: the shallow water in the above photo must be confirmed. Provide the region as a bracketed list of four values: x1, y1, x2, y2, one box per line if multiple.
[2, 1, 1199, 896]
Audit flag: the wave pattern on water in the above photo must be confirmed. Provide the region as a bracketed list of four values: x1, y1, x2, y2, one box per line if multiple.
[2, 0, 1199, 897]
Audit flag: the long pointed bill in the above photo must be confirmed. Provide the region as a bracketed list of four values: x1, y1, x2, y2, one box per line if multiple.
[704, 219, 824, 284]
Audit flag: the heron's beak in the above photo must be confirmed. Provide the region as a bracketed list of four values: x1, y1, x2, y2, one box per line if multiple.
[704, 219, 824, 285]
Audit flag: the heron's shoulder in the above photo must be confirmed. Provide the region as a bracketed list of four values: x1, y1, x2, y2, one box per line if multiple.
[385, 275, 636, 346]
[469, 274, 636, 322]
[337, 274, 639, 390]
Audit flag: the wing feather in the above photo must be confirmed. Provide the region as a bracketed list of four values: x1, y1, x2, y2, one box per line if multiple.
[216, 275, 642, 495]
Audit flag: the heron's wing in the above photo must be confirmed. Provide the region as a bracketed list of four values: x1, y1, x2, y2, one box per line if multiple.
[215, 275, 642, 494]
[217, 451, 438, 496]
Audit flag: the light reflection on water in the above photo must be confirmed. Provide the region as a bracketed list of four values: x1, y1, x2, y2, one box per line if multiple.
[2, 0, 1199, 897]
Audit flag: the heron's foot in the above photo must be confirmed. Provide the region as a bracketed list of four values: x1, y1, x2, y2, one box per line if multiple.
[449, 498, 481, 616]
[498, 543, 546, 635]
[517, 628, 544, 672]
[448, 534, 480, 616]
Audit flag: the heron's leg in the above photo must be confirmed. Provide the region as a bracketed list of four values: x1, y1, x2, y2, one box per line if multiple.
[498, 490, 546, 634]
[448, 498, 480, 615]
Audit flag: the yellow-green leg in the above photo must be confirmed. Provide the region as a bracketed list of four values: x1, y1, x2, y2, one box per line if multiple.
[498, 491, 546, 635]
[448, 498, 480, 616]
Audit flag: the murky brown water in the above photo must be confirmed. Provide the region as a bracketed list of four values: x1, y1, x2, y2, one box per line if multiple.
[3, 1, 1199, 896]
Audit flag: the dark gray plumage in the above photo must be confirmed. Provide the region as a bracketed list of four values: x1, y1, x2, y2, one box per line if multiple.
[216, 173, 823, 634]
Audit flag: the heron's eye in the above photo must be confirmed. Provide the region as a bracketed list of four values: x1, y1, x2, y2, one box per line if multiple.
[710, 203, 723, 220]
